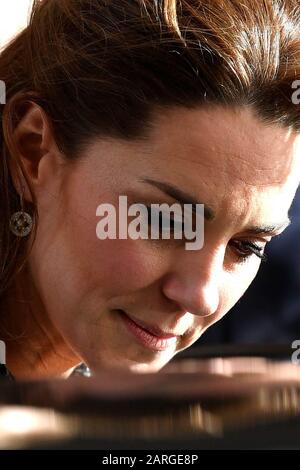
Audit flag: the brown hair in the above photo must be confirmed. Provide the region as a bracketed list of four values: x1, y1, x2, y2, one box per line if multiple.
[0, 0, 300, 297]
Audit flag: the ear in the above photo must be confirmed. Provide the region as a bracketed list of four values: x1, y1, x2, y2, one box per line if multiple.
[11, 101, 63, 203]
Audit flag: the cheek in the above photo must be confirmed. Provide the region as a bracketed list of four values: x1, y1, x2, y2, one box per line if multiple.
[32, 178, 169, 317]
[55, 198, 166, 298]
[55, 184, 167, 297]
[83, 238, 165, 296]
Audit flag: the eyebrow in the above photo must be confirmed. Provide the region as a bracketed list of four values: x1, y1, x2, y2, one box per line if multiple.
[140, 177, 215, 220]
[140, 176, 291, 236]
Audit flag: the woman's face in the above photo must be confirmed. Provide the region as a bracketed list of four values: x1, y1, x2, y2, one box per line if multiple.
[28, 105, 300, 373]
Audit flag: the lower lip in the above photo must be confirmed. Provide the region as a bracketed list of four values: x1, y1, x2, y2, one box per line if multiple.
[118, 310, 177, 352]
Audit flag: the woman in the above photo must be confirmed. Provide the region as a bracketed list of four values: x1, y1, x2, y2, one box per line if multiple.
[0, 0, 300, 380]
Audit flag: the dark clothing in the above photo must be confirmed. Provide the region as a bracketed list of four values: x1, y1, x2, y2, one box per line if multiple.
[0, 363, 14, 381]
[0, 363, 91, 381]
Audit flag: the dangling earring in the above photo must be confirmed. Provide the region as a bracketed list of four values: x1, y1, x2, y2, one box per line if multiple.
[9, 189, 33, 237]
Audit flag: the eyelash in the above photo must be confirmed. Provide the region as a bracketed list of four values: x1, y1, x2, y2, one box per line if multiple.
[229, 240, 268, 263]
[145, 206, 268, 263]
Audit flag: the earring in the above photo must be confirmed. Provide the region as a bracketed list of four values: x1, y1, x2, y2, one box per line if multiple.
[9, 211, 33, 237]
[9, 187, 33, 237]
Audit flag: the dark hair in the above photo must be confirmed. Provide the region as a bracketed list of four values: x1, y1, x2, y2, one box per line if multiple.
[1, 0, 300, 297]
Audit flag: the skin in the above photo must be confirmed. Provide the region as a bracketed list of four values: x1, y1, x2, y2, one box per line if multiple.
[1, 103, 300, 379]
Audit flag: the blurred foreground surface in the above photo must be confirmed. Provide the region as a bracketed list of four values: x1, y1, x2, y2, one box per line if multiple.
[0, 345, 300, 450]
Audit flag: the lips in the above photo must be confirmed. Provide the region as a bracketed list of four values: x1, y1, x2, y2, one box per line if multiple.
[124, 311, 178, 338]
[117, 309, 178, 352]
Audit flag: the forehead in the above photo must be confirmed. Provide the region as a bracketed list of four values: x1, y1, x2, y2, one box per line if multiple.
[145, 105, 300, 189]
[78, 104, 300, 229]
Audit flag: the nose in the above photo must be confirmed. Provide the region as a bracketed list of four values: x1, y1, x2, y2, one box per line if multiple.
[162, 247, 224, 318]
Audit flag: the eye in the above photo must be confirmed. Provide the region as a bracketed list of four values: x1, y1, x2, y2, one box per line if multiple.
[146, 206, 184, 237]
[229, 239, 268, 263]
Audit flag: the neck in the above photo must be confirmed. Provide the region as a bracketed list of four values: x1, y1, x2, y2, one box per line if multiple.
[0, 264, 81, 380]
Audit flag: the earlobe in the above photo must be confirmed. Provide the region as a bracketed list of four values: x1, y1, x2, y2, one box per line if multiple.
[10, 101, 57, 202]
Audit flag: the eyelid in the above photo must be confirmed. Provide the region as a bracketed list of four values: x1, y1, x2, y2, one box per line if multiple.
[235, 233, 272, 244]
[231, 239, 268, 262]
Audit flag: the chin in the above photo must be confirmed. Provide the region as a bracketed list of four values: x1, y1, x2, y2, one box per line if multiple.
[128, 359, 172, 374]
[85, 349, 173, 374]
